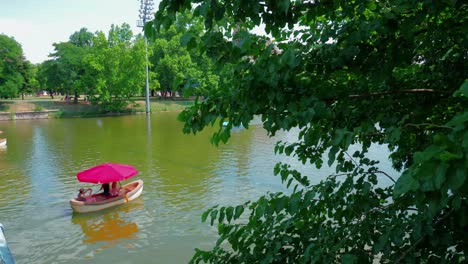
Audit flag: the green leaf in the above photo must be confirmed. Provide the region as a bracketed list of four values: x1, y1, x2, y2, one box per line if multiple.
[226, 207, 234, 222]
[210, 209, 218, 226]
[448, 167, 466, 190]
[201, 209, 210, 222]
[453, 80, 468, 97]
[218, 207, 225, 223]
[280, 48, 298, 68]
[256, 201, 265, 217]
[341, 254, 357, 264]
[287, 178, 294, 188]
[234, 205, 244, 219]
[285, 145, 294, 156]
[328, 146, 339, 167]
[394, 171, 419, 197]
[274, 163, 281, 175]
[434, 163, 447, 189]
[333, 129, 345, 146]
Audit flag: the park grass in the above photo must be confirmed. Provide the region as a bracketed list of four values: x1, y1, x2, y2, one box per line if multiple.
[0, 96, 193, 118]
[132, 99, 193, 112]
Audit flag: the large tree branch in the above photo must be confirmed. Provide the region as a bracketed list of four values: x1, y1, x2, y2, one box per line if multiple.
[332, 170, 396, 184]
[315, 89, 453, 104]
[348, 89, 452, 99]
[405, 123, 453, 130]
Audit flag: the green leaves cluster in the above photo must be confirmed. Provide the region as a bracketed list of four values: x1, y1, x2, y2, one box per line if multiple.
[84, 25, 146, 111]
[0, 34, 27, 98]
[34, 15, 219, 111]
[38, 24, 146, 110]
[147, 11, 219, 99]
[153, 0, 467, 262]
[197, 172, 398, 263]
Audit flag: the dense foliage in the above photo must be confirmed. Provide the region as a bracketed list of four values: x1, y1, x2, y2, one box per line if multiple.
[19, 61, 39, 100]
[0, 34, 27, 98]
[147, 12, 219, 99]
[39, 24, 146, 110]
[152, 0, 467, 263]
[84, 24, 146, 111]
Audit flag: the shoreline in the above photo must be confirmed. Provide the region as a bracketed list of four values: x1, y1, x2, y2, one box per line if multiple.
[0, 98, 192, 121]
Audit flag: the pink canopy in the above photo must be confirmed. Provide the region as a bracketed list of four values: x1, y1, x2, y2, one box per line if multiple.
[77, 163, 139, 184]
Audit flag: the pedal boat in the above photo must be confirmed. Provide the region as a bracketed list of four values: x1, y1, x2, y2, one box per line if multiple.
[70, 179, 143, 213]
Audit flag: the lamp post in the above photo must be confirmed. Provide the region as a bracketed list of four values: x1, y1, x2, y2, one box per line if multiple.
[137, 0, 154, 115]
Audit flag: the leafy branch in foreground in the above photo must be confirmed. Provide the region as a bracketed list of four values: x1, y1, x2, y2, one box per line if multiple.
[151, 0, 467, 263]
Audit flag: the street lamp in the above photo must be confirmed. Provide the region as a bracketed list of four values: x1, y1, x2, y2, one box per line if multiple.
[137, 0, 154, 115]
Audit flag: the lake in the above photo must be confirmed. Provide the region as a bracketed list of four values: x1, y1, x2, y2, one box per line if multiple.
[0, 112, 397, 263]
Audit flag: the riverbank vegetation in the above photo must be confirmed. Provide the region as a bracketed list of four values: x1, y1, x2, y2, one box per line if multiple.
[154, 1, 467, 263]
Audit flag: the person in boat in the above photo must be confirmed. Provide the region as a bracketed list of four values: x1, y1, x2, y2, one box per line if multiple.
[77, 188, 93, 201]
[110, 182, 119, 196]
[100, 183, 110, 196]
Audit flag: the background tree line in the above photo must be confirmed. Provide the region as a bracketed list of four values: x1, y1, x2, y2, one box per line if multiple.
[0, 12, 217, 111]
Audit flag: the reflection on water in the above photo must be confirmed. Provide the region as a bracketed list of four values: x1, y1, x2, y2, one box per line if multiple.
[0, 113, 397, 263]
[72, 200, 143, 245]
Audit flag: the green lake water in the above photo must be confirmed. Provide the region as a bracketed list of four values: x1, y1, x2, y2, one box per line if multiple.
[0, 112, 396, 263]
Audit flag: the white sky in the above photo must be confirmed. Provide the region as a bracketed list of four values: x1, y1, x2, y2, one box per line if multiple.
[0, 0, 159, 64]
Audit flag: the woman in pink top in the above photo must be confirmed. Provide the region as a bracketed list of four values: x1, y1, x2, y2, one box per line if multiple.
[110, 182, 119, 196]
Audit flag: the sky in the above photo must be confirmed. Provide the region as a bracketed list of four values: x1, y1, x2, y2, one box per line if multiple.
[0, 0, 159, 64]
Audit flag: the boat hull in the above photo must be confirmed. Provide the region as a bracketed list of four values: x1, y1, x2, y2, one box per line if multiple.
[70, 180, 143, 213]
[0, 223, 15, 264]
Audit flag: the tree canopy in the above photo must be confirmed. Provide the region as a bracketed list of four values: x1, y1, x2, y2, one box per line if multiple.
[84, 24, 146, 111]
[0, 34, 26, 99]
[148, 11, 219, 99]
[37, 24, 147, 110]
[152, 0, 467, 263]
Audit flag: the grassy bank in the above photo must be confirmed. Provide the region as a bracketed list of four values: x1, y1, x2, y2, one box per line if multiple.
[0, 96, 193, 118]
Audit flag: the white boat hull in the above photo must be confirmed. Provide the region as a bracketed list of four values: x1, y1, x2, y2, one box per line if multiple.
[70, 180, 143, 213]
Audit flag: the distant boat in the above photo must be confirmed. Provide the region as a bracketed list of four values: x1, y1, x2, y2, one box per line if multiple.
[70, 180, 144, 213]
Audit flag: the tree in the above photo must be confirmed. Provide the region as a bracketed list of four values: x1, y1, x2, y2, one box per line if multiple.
[0, 34, 25, 99]
[148, 11, 219, 99]
[19, 61, 39, 99]
[151, 26, 198, 98]
[69, 27, 94, 47]
[37, 59, 64, 99]
[84, 24, 146, 111]
[46, 28, 95, 103]
[108, 23, 133, 47]
[69, 28, 95, 102]
[153, 0, 467, 263]
[48, 42, 81, 98]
